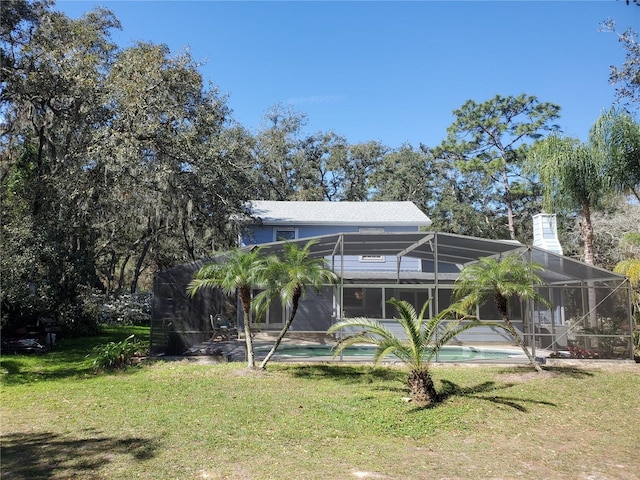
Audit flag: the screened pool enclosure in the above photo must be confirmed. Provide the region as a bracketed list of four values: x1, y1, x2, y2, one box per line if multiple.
[151, 232, 634, 360]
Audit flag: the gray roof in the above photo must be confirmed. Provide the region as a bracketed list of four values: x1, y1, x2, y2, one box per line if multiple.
[248, 201, 432, 227]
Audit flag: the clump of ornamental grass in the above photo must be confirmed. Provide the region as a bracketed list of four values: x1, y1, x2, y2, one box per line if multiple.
[89, 334, 145, 371]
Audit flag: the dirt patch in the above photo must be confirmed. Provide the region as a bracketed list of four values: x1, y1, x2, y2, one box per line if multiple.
[495, 369, 558, 383]
[496, 360, 639, 383]
[229, 366, 271, 377]
[543, 358, 640, 371]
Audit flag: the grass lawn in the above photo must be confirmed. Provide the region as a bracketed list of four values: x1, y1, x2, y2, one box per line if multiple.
[1, 326, 639, 480]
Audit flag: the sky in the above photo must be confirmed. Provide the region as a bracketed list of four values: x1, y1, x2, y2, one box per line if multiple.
[56, 0, 640, 149]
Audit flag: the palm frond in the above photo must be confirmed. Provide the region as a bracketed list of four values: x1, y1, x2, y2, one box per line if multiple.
[429, 319, 500, 358]
[251, 289, 271, 322]
[389, 298, 423, 349]
[371, 337, 410, 364]
[187, 275, 229, 297]
[453, 254, 550, 311]
[328, 317, 397, 340]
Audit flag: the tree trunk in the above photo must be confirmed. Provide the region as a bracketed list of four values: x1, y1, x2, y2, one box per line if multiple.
[502, 168, 517, 240]
[580, 203, 595, 266]
[181, 220, 196, 262]
[495, 292, 541, 372]
[239, 286, 256, 369]
[117, 254, 131, 294]
[259, 287, 301, 369]
[106, 251, 117, 295]
[130, 237, 152, 294]
[580, 203, 599, 327]
[502, 314, 542, 372]
[408, 368, 438, 404]
[32, 125, 46, 217]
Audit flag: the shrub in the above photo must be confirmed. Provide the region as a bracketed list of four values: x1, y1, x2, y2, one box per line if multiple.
[58, 300, 103, 338]
[99, 293, 152, 326]
[80, 289, 152, 327]
[89, 334, 145, 371]
[568, 344, 600, 359]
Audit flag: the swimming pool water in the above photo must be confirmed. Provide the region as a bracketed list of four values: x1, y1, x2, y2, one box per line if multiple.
[255, 344, 526, 362]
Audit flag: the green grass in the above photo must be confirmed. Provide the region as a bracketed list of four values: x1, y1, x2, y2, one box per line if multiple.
[1, 328, 639, 480]
[0, 325, 149, 384]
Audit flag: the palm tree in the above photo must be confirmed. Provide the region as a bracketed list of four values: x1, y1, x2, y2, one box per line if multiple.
[327, 298, 491, 404]
[187, 247, 268, 369]
[257, 240, 338, 370]
[529, 135, 605, 266]
[529, 109, 640, 265]
[452, 254, 550, 372]
[527, 111, 639, 328]
[590, 108, 640, 202]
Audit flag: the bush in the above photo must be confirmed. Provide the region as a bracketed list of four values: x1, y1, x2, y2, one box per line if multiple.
[89, 334, 145, 371]
[80, 289, 152, 327]
[58, 300, 103, 338]
[99, 293, 152, 326]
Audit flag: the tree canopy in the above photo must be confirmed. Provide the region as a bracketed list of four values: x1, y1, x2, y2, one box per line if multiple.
[1, 0, 638, 331]
[436, 94, 561, 241]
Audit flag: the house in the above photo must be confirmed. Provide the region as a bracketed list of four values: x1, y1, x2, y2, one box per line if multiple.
[150, 202, 633, 359]
[240, 201, 434, 332]
[241, 200, 432, 283]
[240, 201, 521, 337]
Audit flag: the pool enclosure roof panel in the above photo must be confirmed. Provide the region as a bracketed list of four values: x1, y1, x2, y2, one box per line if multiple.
[248, 231, 520, 264]
[244, 231, 626, 285]
[524, 248, 624, 285]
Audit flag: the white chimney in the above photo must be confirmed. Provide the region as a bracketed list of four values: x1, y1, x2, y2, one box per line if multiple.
[533, 213, 563, 255]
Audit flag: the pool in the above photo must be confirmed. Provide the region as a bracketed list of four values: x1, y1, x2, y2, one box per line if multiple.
[254, 344, 527, 362]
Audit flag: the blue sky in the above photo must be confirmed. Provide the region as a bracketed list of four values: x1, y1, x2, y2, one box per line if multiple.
[57, 1, 639, 149]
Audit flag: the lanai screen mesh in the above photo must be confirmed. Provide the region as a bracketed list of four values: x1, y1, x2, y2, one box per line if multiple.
[150, 234, 633, 359]
[151, 258, 232, 355]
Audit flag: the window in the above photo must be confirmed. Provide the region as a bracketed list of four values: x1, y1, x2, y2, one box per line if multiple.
[385, 288, 430, 318]
[274, 229, 296, 241]
[359, 255, 385, 263]
[343, 287, 383, 318]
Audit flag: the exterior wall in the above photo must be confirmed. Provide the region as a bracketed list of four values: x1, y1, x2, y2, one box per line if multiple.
[257, 286, 335, 331]
[332, 255, 421, 273]
[324, 283, 521, 343]
[241, 223, 421, 246]
[242, 224, 424, 273]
